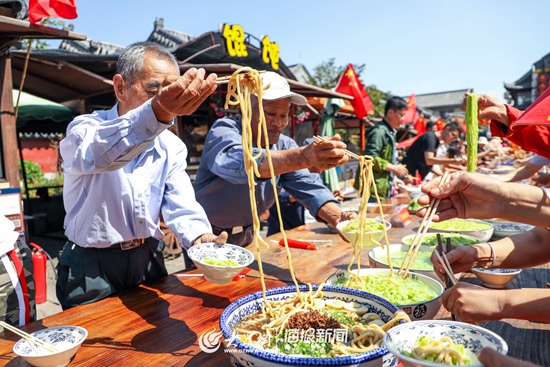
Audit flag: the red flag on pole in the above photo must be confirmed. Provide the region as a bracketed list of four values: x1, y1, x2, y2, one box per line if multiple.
[403, 93, 418, 124]
[334, 64, 373, 119]
[413, 115, 426, 136]
[28, 0, 78, 24]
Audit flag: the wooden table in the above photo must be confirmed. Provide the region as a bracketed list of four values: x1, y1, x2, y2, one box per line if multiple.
[1, 205, 549, 366]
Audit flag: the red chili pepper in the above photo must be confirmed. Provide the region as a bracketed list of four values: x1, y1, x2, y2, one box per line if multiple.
[233, 267, 251, 281]
[278, 238, 317, 250]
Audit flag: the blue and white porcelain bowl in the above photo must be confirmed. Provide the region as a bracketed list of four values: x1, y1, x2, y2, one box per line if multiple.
[220, 285, 404, 367]
[383, 320, 508, 367]
[13, 325, 87, 367]
[326, 268, 444, 321]
[187, 243, 254, 284]
[486, 220, 534, 239]
[471, 268, 522, 289]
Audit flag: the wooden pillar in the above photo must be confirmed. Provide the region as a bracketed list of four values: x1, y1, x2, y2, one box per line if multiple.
[0, 56, 21, 188]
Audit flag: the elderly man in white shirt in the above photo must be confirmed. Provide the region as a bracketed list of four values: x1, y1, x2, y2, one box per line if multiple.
[58, 42, 227, 309]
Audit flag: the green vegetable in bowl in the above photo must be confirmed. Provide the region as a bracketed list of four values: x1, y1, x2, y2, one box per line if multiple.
[407, 197, 426, 212]
[336, 274, 438, 305]
[341, 218, 384, 232]
[403, 233, 480, 247]
[201, 257, 240, 267]
[375, 251, 433, 270]
[430, 219, 491, 232]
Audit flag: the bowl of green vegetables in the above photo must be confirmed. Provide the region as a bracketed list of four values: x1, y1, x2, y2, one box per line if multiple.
[428, 219, 493, 242]
[336, 218, 391, 249]
[187, 243, 254, 284]
[326, 268, 444, 321]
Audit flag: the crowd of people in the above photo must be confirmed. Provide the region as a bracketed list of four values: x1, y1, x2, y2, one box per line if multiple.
[2, 40, 549, 366]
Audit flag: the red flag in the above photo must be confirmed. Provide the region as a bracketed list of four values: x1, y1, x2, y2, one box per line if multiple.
[403, 94, 418, 124]
[334, 64, 373, 119]
[413, 115, 426, 136]
[28, 0, 78, 24]
[435, 118, 445, 131]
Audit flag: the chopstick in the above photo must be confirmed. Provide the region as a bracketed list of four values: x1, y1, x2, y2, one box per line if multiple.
[0, 321, 58, 353]
[399, 171, 451, 278]
[314, 136, 362, 160]
[215, 70, 266, 85]
[435, 235, 457, 287]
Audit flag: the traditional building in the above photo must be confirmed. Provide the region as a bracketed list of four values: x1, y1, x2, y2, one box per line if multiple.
[504, 51, 550, 110]
[414, 88, 472, 119]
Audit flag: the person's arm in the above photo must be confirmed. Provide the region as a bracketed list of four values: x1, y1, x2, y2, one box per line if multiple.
[441, 282, 550, 323]
[60, 101, 172, 174]
[424, 151, 465, 166]
[497, 162, 543, 182]
[417, 171, 550, 227]
[257, 135, 349, 177]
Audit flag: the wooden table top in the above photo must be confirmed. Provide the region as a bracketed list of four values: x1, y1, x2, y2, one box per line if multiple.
[1, 199, 549, 366]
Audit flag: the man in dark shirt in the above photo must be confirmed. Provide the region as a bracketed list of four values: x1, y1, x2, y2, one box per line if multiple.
[403, 121, 464, 179]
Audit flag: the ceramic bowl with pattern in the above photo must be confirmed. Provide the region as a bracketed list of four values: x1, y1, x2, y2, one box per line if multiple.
[471, 268, 522, 289]
[383, 320, 508, 367]
[326, 268, 444, 321]
[427, 219, 494, 242]
[336, 219, 392, 249]
[13, 325, 88, 367]
[486, 220, 534, 239]
[187, 243, 254, 284]
[220, 284, 405, 367]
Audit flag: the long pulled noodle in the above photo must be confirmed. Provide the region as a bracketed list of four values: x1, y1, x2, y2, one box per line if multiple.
[225, 68, 406, 357]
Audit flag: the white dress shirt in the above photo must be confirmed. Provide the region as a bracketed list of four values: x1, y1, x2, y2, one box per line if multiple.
[60, 99, 211, 249]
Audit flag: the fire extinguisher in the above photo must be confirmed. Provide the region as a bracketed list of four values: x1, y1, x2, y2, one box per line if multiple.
[28, 242, 47, 304]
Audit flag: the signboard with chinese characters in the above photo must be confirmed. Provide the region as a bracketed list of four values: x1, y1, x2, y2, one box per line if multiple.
[221, 23, 280, 70]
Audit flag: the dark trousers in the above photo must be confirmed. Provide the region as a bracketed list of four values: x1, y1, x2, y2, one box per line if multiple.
[56, 238, 166, 310]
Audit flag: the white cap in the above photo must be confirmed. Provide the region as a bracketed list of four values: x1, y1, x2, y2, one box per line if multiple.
[260, 71, 307, 105]
[478, 136, 489, 145]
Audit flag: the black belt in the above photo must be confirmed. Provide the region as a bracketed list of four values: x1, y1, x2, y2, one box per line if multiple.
[211, 224, 252, 235]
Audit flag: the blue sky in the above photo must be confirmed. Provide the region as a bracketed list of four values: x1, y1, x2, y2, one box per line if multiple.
[60, 0, 549, 99]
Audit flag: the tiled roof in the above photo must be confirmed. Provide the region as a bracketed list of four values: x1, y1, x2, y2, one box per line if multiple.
[414, 89, 472, 109]
[59, 25, 125, 55]
[146, 18, 194, 51]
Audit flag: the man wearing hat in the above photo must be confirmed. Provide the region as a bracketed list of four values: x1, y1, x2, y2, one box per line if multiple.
[194, 72, 356, 247]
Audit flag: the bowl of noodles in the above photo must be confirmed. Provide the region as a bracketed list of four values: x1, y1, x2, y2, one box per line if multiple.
[383, 320, 508, 367]
[219, 284, 410, 367]
[326, 268, 444, 322]
[187, 243, 254, 284]
[337, 218, 391, 249]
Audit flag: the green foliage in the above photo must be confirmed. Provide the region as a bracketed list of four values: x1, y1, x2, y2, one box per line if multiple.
[18, 160, 63, 198]
[19, 160, 44, 185]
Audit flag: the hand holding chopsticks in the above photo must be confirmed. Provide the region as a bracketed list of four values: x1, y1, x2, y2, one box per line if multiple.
[215, 70, 266, 85]
[399, 172, 451, 278]
[313, 136, 362, 160]
[0, 321, 58, 353]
